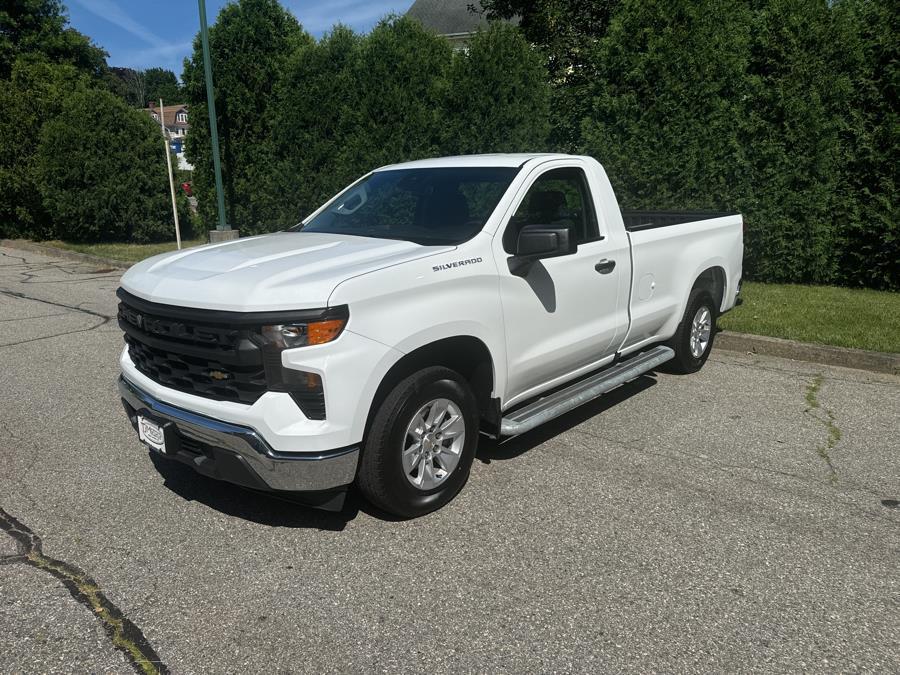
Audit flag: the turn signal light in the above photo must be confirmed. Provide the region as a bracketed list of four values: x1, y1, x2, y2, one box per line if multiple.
[308, 319, 346, 346]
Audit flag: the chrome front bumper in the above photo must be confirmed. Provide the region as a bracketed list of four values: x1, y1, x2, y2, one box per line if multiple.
[118, 377, 359, 493]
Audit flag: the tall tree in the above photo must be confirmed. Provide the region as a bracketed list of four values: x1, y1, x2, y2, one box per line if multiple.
[737, 0, 853, 284]
[274, 25, 362, 221]
[183, 0, 310, 233]
[581, 0, 752, 209]
[0, 0, 106, 78]
[579, 0, 863, 285]
[443, 23, 550, 155]
[831, 0, 898, 290]
[481, 0, 620, 151]
[144, 67, 181, 105]
[104, 66, 145, 107]
[337, 17, 452, 171]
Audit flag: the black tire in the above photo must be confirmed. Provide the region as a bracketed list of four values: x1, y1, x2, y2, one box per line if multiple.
[357, 367, 479, 518]
[664, 288, 717, 374]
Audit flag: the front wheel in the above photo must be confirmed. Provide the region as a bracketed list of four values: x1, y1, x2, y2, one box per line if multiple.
[665, 288, 717, 374]
[357, 367, 479, 518]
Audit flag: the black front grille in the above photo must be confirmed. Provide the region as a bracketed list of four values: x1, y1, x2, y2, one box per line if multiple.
[117, 289, 336, 417]
[118, 293, 267, 406]
[119, 302, 239, 351]
[124, 335, 267, 404]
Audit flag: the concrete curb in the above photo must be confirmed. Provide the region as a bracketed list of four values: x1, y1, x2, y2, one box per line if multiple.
[716, 331, 899, 376]
[1, 239, 132, 270]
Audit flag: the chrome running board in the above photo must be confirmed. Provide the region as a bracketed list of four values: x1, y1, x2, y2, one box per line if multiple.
[499, 346, 674, 437]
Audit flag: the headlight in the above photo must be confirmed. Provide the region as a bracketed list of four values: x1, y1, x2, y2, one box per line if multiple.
[256, 312, 347, 350]
[252, 307, 347, 421]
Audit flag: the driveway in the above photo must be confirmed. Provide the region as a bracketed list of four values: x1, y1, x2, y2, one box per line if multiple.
[1, 246, 898, 673]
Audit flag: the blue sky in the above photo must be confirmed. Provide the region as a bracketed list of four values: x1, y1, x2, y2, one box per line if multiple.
[65, 0, 415, 76]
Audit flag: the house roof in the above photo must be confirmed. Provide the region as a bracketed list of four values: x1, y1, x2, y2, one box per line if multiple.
[406, 0, 511, 36]
[144, 104, 189, 128]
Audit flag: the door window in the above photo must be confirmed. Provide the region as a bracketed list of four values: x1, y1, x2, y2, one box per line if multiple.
[503, 167, 600, 253]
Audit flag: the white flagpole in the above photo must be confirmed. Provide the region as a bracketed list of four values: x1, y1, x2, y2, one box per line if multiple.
[159, 98, 182, 250]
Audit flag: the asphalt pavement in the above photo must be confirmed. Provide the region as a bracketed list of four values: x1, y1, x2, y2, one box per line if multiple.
[1, 245, 898, 673]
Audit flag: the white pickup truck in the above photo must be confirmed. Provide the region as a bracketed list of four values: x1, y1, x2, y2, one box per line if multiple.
[118, 154, 743, 517]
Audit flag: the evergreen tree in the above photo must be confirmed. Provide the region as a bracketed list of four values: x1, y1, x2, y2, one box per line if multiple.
[581, 0, 752, 210]
[337, 17, 452, 172]
[738, 0, 853, 283]
[273, 25, 362, 221]
[0, 59, 88, 239]
[443, 23, 550, 155]
[183, 0, 310, 234]
[580, 0, 870, 285]
[144, 67, 182, 105]
[831, 0, 898, 289]
[481, 0, 621, 151]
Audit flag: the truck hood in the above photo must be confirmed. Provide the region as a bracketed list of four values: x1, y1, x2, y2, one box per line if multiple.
[120, 232, 453, 311]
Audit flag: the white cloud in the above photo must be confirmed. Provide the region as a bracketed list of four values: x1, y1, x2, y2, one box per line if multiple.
[71, 0, 193, 75]
[71, 0, 170, 48]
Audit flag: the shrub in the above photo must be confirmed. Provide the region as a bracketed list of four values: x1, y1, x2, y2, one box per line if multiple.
[0, 58, 88, 240]
[35, 88, 176, 242]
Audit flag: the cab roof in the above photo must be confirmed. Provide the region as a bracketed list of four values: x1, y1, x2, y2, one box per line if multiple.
[375, 154, 575, 171]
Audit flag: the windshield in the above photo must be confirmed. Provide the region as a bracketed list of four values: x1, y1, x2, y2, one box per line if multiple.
[293, 167, 519, 245]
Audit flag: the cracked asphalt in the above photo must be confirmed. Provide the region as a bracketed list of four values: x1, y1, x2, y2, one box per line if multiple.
[1, 245, 898, 673]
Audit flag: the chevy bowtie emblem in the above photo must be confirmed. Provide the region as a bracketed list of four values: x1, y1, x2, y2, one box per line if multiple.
[208, 369, 231, 381]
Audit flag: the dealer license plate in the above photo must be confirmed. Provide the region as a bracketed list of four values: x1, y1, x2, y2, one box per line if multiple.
[137, 416, 166, 454]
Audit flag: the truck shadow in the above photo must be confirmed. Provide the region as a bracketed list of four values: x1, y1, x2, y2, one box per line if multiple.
[476, 374, 658, 463]
[149, 453, 361, 531]
[149, 374, 659, 528]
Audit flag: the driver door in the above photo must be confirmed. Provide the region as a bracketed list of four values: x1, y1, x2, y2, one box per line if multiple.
[493, 163, 627, 407]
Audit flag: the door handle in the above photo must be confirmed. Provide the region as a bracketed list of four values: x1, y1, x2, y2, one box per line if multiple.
[595, 259, 616, 274]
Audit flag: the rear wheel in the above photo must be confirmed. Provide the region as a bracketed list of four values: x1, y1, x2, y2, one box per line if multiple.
[665, 288, 717, 374]
[357, 367, 478, 518]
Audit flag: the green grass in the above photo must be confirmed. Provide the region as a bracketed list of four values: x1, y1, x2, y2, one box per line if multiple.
[720, 281, 900, 353]
[42, 238, 207, 263]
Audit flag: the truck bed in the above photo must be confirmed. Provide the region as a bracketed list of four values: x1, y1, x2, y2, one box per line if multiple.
[619, 211, 743, 355]
[621, 210, 736, 232]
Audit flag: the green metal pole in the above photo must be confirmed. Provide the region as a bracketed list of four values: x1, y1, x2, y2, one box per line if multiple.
[198, 0, 228, 231]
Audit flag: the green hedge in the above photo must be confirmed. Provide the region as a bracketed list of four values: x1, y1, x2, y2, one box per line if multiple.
[183, 13, 551, 236]
[2, 0, 895, 290]
[494, 0, 897, 289]
[37, 88, 181, 242]
[0, 58, 189, 243]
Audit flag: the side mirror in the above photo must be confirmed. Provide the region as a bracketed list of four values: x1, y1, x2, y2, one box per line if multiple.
[509, 223, 576, 275]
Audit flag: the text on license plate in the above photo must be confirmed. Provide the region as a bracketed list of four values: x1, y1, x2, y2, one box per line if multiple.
[137, 416, 166, 453]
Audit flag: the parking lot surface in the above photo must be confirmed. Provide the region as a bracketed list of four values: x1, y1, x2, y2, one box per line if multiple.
[1, 245, 898, 673]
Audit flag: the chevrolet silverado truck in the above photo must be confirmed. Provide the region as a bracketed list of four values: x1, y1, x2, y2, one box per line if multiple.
[118, 154, 743, 517]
